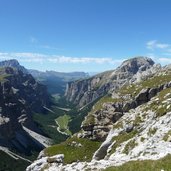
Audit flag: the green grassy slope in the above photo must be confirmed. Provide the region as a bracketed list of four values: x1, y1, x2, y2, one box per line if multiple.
[44, 136, 101, 164]
[56, 114, 72, 135]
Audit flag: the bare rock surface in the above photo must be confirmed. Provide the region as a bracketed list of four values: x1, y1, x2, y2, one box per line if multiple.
[65, 57, 155, 108]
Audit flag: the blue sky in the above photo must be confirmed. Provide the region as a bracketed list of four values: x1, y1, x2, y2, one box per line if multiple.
[0, 0, 171, 72]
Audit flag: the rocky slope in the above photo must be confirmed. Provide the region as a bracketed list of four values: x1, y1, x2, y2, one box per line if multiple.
[0, 64, 52, 155]
[27, 57, 171, 171]
[65, 57, 155, 107]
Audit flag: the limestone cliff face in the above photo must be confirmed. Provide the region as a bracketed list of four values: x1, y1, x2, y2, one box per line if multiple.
[65, 57, 155, 107]
[80, 83, 171, 141]
[0, 66, 51, 153]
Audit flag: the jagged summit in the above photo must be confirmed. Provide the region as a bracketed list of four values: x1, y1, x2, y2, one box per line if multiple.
[65, 56, 156, 107]
[0, 59, 28, 73]
[118, 56, 154, 73]
[0, 59, 19, 66]
[121, 56, 154, 65]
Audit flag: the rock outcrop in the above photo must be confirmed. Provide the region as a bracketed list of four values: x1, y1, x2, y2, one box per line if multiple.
[65, 57, 155, 107]
[26, 154, 64, 171]
[0, 65, 51, 154]
[80, 79, 171, 141]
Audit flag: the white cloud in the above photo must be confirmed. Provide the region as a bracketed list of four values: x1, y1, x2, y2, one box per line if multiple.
[146, 40, 170, 50]
[146, 40, 157, 50]
[146, 40, 171, 65]
[145, 53, 171, 65]
[0, 52, 124, 65]
[156, 43, 170, 49]
[48, 56, 118, 64]
[146, 53, 157, 60]
[158, 57, 171, 63]
[0, 52, 47, 63]
[29, 36, 63, 51]
[39, 45, 63, 51]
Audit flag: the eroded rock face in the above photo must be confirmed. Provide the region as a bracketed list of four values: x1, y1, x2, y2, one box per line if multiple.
[0, 66, 51, 153]
[65, 78, 111, 107]
[80, 81, 171, 141]
[65, 57, 155, 108]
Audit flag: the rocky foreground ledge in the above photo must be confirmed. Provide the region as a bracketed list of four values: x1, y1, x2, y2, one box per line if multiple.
[26, 154, 64, 171]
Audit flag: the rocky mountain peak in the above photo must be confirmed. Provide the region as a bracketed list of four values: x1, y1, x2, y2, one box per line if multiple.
[65, 56, 156, 108]
[116, 56, 155, 74]
[0, 59, 28, 73]
[0, 59, 19, 66]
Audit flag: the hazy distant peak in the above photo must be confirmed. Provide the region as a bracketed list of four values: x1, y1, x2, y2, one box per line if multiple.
[0, 59, 19, 66]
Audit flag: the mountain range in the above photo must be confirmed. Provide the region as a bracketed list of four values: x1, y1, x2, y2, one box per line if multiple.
[27, 56, 171, 171]
[1, 57, 171, 171]
[29, 69, 89, 95]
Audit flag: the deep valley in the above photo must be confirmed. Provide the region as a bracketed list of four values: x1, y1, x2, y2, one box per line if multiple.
[1, 57, 171, 171]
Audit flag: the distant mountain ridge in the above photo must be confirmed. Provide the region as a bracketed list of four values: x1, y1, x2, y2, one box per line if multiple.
[29, 69, 89, 95]
[29, 70, 89, 79]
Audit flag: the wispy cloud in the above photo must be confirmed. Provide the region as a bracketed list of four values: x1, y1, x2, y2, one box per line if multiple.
[29, 36, 63, 51]
[145, 53, 171, 66]
[30, 36, 38, 44]
[39, 45, 64, 51]
[146, 40, 170, 50]
[0, 52, 46, 62]
[47, 56, 120, 64]
[158, 57, 171, 64]
[0, 52, 124, 65]
[146, 40, 171, 65]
